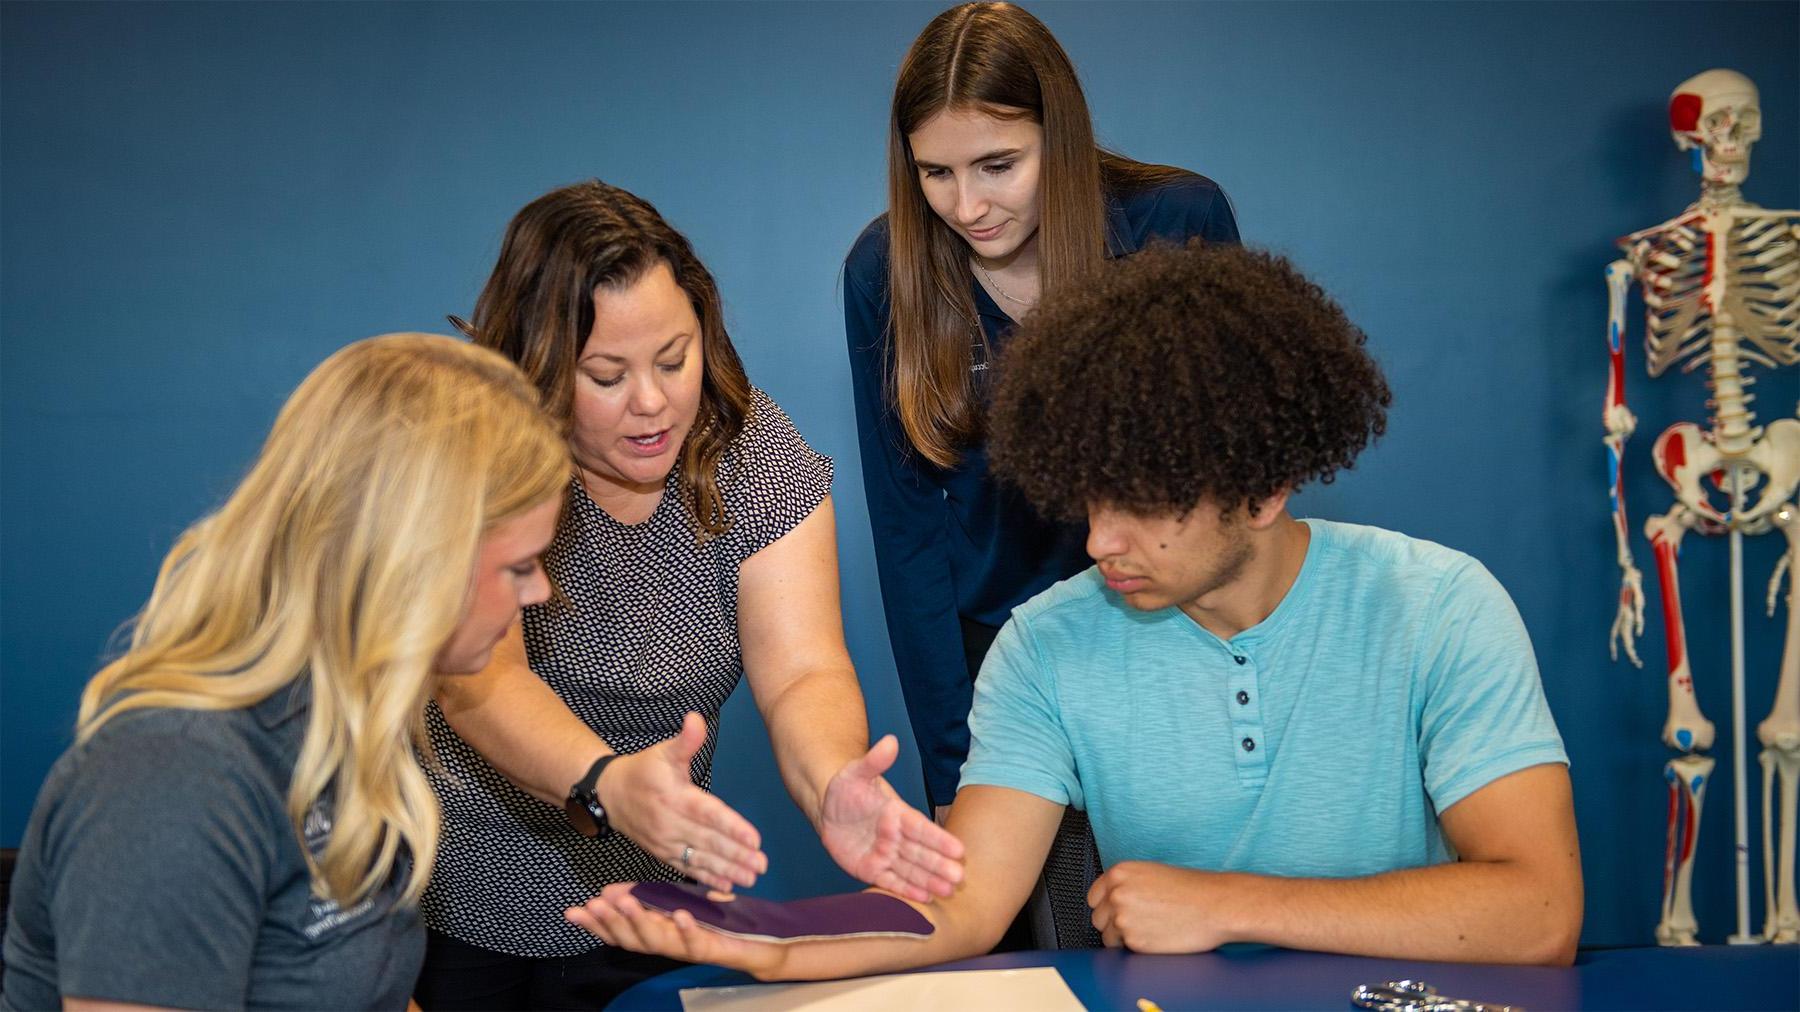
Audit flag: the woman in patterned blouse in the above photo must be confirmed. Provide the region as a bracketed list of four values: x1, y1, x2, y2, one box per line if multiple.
[411, 180, 965, 1010]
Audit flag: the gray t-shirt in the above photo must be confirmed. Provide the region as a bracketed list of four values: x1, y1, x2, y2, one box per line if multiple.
[2, 680, 424, 1010]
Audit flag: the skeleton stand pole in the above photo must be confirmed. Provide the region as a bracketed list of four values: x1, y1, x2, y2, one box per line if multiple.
[1727, 466, 1757, 943]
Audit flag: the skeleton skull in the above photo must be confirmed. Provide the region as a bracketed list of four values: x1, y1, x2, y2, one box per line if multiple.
[1668, 69, 1761, 187]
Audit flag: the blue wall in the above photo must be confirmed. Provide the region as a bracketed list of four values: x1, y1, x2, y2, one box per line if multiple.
[3, 1, 1796, 949]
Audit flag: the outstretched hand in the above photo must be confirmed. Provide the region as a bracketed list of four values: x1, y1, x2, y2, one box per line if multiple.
[601, 712, 768, 892]
[817, 735, 965, 902]
[566, 883, 788, 980]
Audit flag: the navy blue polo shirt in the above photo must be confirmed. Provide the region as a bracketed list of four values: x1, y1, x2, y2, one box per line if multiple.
[843, 173, 1241, 804]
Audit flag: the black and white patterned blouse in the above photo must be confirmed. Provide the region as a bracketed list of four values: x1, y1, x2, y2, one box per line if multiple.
[421, 389, 833, 957]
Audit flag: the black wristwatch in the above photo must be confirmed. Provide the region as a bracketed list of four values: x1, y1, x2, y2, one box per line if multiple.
[564, 755, 619, 839]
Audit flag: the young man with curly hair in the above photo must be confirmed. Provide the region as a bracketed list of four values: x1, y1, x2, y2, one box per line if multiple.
[568, 243, 1583, 974]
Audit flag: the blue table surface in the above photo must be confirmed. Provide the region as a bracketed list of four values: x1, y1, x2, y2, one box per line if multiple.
[608, 943, 1799, 1011]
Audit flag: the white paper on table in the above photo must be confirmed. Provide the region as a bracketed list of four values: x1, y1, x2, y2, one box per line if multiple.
[678, 966, 1086, 1011]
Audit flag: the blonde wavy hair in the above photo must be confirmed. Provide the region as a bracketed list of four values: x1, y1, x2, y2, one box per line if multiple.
[77, 334, 568, 906]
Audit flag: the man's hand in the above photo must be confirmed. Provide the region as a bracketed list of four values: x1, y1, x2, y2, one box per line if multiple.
[566, 883, 788, 980]
[818, 735, 966, 902]
[1087, 861, 1232, 954]
[600, 713, 768, 893]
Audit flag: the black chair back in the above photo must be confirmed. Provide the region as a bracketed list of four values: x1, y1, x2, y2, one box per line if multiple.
[1024, 807, 1103, 949]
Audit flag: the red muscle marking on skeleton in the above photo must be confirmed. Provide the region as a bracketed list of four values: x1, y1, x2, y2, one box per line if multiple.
[1653, 534, 1688, 671]
[1663, 780, 1679, 898]
[1701, 233, 1715, 308]
[1659, 428, 1688, 483]
[1670, 92, 1703, 132]
[1680, 782, 1701, 863]
[1609, 347, 1626, 412]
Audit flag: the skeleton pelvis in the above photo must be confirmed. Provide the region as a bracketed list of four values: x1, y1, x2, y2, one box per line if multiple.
[1652, 418, 1800, 527]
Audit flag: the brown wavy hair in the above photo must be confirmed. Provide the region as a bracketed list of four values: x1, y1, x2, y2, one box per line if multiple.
[456, 180, 752, 538]
[886, 2, 1188, 467]
[988, 242, 1390, 521]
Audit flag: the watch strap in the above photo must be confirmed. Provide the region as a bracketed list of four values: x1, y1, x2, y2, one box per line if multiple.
[564, 754, 619, 839]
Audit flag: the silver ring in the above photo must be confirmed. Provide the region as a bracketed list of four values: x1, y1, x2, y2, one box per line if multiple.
[680, 844, 694, 868]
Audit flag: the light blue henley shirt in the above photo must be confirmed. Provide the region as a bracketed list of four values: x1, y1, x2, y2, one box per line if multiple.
[959, 519, 1568, 877]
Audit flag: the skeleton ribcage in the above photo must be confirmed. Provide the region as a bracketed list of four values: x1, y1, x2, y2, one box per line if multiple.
[1729, 212, 1800, 368]
[1636, 210, 1800, 377]
[1636, 220, 1709, 377]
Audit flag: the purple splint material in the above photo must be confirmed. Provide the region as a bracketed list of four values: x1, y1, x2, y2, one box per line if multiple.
[630, 881, 935, 943]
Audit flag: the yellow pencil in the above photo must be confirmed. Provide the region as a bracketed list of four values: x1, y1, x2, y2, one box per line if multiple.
[1137, 999, 1164, 1012]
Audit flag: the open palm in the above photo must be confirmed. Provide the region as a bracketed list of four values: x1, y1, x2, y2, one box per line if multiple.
[817, 735, 965, 902]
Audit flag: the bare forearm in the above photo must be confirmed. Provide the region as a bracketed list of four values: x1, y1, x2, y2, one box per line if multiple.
[1217, 861, 1581, 966]
[434, 665, 607, 807]
[760, 665, 870, 824]
[568, 785, 1057, 981]
[756, 791, 1049, 980]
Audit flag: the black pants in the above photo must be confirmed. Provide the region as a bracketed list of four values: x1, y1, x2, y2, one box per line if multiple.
[414, 928, 686, 1011]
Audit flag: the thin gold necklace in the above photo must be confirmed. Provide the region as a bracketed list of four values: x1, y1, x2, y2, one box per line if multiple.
[972, 257, 1036, 307]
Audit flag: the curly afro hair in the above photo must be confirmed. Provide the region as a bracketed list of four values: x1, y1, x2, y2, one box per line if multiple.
[987, 241, 1390, 522]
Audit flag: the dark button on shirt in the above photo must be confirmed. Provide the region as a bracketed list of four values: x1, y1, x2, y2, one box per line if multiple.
[1233, 655, 1247, 665]
[1237, 690, 1251, 705]
[1242, 737, 1257, 752]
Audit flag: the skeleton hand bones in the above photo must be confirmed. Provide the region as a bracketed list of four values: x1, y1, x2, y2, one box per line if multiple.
[1612, 561, 1648, 668]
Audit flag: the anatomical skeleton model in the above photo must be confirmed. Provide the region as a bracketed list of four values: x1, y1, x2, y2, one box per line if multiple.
[1604, 69, 1799, 946]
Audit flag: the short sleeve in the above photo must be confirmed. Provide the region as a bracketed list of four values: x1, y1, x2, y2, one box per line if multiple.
[718, 389, 834, 563]
[957, 616, 1083, 809]
[1187, 179, 1240, 244]
[1136, 174, 1241, 248]
[1417, 560, 1569, 814]
[38, 720, 278, 1009]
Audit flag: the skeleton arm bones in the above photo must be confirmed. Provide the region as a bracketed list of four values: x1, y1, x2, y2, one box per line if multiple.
[1608, 258, 1648, 666]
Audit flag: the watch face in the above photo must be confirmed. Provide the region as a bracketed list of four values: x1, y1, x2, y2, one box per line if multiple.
[565, 793, 600, 838]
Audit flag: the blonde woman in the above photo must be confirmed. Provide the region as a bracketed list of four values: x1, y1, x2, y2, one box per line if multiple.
[1, 335, 569, 1011]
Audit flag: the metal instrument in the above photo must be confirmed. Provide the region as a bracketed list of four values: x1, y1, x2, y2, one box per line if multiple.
[1351, 979, 1523, 1012]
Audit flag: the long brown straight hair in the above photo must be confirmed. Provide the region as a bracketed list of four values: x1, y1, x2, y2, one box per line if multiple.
[456, 180, 753, 538]
[886, 2, 1186, 467]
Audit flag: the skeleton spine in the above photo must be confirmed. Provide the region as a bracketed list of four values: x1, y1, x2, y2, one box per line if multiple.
[1708, 323, 1761, 458]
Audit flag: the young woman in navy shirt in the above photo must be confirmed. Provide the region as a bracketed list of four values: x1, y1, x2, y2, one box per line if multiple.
[843, 0, 1239, 943]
